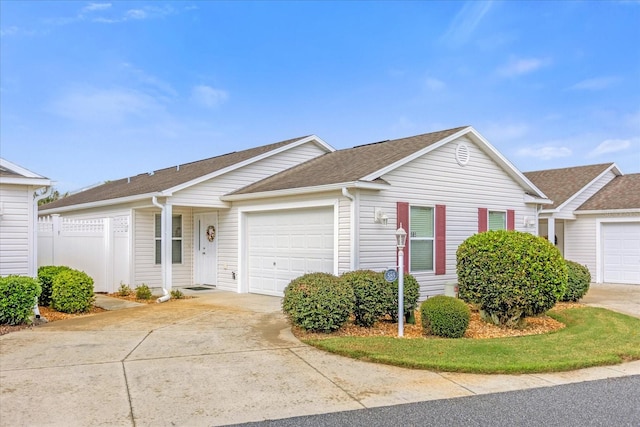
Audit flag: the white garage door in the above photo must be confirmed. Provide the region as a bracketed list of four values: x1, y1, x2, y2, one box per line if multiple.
[247, 207, 334, 296]
[602, 222, 640, 284]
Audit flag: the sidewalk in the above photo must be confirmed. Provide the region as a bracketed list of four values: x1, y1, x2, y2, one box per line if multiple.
[1, 287, 639, 426]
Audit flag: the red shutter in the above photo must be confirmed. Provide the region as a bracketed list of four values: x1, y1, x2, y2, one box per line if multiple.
[478, 208, 488, 232]
[435, 204, 446, 275]
[507, 209, 515, 230]
[396, 202, 409, 272]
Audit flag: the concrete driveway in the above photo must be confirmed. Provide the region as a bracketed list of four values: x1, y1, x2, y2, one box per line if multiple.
[1, 289, 639, 427]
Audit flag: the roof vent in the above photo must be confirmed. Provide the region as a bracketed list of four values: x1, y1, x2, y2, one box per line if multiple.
[456, 143, 470, 166]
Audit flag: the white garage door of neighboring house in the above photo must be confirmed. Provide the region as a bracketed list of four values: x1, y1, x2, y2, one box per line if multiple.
[602, 222, 640, 285]
[247, 207, 334, 296]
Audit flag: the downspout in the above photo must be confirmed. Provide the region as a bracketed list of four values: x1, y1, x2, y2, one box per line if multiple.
[152, 196, 171, 303]
[33, 186, 52, 319]
[342, 188, 357, 271]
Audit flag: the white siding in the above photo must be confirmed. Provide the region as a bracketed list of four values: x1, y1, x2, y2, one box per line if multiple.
[555, 170, 617, 218]
[0, 185, 33, 276]
[171, 143, 327, 206]
[133, 207, 193, 288]
[562, 216, 598, 278]
[357, 137, 539, 299]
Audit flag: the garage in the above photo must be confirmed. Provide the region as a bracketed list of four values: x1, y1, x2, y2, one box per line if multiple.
[247, 207, 335, 296]
[602, 222, 640, 284]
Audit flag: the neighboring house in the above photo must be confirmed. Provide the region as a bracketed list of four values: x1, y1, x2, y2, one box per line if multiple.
[0, 158, 52, 277]
[525, 164, 640, 285]
[39, 126, 551, 298]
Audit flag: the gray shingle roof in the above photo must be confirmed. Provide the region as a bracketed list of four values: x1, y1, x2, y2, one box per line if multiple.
[578, 173, 640, 210]
[40, 136, 309, 211]
[230, 126, 468, 195]
[523, 163, 614, 210]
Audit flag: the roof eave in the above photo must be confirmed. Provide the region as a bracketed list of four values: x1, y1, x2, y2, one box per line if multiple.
[554, 163, 621, 212]
[39, 192, 161, 215]
[221, 181, 390, 201]
[575, 208, 640, 215]
[0, 177, 52, 187]
[524, 194, 553, 205]
[163, 135, 335, 195]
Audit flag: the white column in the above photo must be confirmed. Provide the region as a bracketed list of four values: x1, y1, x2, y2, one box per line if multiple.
[548, 217, 556, 246]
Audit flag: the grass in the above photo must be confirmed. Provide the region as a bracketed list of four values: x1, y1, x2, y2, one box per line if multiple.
[303, 307, 640, 374]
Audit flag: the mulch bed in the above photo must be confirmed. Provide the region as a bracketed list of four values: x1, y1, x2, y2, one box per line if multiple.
[0, 305, 106, 336]
[293, 302, 580, 341]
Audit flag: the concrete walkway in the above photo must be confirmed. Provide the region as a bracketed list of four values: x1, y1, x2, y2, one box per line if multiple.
[1, 286, 639, 426]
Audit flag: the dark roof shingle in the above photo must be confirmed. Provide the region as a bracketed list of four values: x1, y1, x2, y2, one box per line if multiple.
[40, 136, 309, 210]
[523, 163, 614, 210]
[230, 127, 468, 195]
[578, 173, 640, 210]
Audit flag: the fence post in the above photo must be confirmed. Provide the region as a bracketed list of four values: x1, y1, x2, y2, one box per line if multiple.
[51, 214, 61, 265]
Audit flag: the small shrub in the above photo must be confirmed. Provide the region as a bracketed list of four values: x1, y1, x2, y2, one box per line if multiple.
[37, 265, 71, 306]
[420, 295, 470, 338]
[457, 230, 567, 327]
[117, 282, 132, 297]
[0, 276, 42, 325]
[561, 260, 591, 302]
[51, 269, 95, 314]
[171, 289, 184, 299]
[383, 273, 420, 323]
[282, 272, 354, 333]
[135, 284, 153, 300]
[341, 270, 387, 327]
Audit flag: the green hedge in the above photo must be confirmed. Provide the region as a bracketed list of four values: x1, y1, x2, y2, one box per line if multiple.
[37, 265, 72, 306]
[282, 272, 354, 332]
[561, 260, 591, 302]
[0, 276, 42, 325]
[51, 269, 95, 313]
[457, 230, 567, 327]
[420, 295, 470, 338]
[341, 270, 387, 327]
[384, 273, 420, 323]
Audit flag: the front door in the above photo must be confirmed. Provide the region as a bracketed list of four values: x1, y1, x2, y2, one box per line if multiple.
[194, 213, 218, 285]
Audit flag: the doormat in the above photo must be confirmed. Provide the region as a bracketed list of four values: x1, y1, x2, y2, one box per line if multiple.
[184, 286, 216, 291]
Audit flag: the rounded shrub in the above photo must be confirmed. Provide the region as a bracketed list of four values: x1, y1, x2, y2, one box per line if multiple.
[420, 295, 470, 338]
[561, 260, 591, 302]
[341, 270, 387, 327]
[456, 230, 567, 327]
[51, 269, 95, 313]
[383, 273, 420, 322]
[282, 272, 354, 333]
[135, 284, 153, 300]
[37, 265, 71, 306]
[0, 276, 42, 325]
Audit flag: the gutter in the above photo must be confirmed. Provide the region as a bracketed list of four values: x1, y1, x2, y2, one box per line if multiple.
[152, 196, 171, 303]
[342, 188, 358, 271]
[33, 186, 53, 319]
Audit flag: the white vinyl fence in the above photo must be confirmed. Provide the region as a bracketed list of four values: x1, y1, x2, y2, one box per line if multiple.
[38, 215, 130, 293]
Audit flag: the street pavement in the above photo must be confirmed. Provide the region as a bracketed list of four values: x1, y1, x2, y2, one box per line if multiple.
[0, 283, 638, 426]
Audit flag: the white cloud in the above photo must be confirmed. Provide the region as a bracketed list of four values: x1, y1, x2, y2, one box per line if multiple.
[441, 1, 494, 47]
[49, 86, 164, 123]
[485, 122, 529, 141]
[498, 57, 551, 77]
[569, 76, 619, 91]
[191, 85, 228, 108]
[82, 3, 112, 13]
[587, 139, 632, 157]
[126, 9, 147, 20]
[424, 77, 446, 91]
[517, 146, 572, 160]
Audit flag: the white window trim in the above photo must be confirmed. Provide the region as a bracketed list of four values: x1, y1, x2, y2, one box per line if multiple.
[409, 205, 435, 273]
[488, 210, 507, 231]
[155, 214, 183, 265]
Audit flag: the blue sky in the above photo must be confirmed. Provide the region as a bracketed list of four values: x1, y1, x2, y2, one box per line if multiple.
[1, 1, 639, 193]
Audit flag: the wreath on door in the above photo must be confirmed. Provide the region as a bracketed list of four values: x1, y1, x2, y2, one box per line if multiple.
[206, 225, 216, 242]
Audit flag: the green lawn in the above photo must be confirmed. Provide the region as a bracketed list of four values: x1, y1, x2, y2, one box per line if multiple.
[303, 307, 640, 374]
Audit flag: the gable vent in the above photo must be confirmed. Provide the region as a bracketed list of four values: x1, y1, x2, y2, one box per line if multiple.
[456, 143, 470, 166]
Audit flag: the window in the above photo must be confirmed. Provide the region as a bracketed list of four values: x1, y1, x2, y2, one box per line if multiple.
[488, 211, 506, 230]
[409, 206, 434, 271]
[155, 214, 182, 264]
